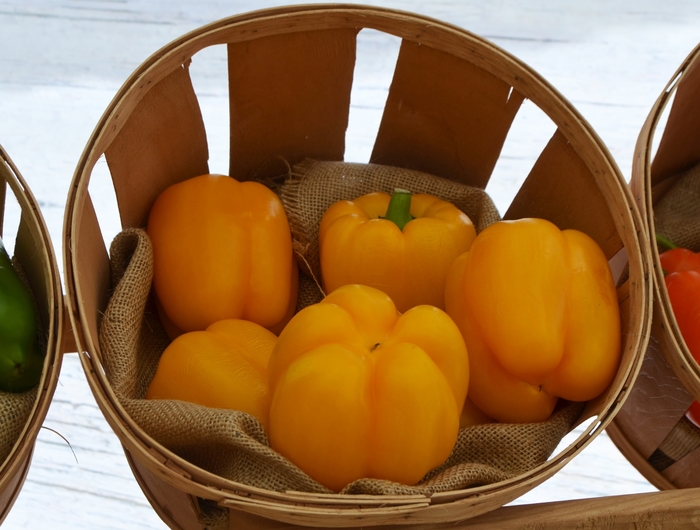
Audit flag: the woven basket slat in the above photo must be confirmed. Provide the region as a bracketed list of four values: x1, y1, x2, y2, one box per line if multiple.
[15, 217, 52, 333]
[662, 437, 700, 486]
[0, 181, 5, 235]
[505, 129, 620, 259]
[610, 42, 700, 491]
[614, 335, 692, 461]
[642, 46, 700, 401]
[0, 449, 31, 522]
[370, 39, 524, 189]
[105, 64, 209, 230]
[0, 146, 64, 523]
[228, 28, 357, 182]
[650, 54, 700, 182]
[69, 192, 110, 364]
[62, 5, 652, 528]
[126, 448, 206, 529]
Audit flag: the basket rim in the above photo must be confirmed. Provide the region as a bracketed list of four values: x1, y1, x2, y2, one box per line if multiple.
[630, 41, 700, 399]
[62, 3, 653, 525]
[0, 144, 65, 517]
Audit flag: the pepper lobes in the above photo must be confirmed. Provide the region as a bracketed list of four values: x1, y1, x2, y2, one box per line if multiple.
[0, 238, 43, 393]
[665, 270, 700, 370]
[146, 319, 274, 430]
[319, 190, 476, 312]
[657, 240, 700, 425]
[445, 218, 621, 424]
[267, 284, 469, 492]
[147, 174, 298, 335]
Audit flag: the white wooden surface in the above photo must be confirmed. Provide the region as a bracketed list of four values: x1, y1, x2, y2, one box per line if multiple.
[1, 1, 699, 527]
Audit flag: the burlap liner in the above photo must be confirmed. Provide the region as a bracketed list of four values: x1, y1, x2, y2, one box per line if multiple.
[0, 259, 44, 466]
[651, 160, 700, 465]
[0, 387, 37, 466]
[655, 161, 700, 252]
[279, 159, 502, 299]
[99, 160, 585, 511]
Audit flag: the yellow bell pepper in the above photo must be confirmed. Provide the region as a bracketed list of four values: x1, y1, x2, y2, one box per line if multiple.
[147, 174, 298, 335]
[319, 189, 476, 312]
[146, 319, 275, 431]
[444, 218, 621, 424]
[267, 284, 469, 492]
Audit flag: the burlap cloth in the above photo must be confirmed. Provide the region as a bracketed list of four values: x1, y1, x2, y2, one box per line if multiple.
[0, 260, 44, 466]
[648, 161, 700, 469]
[99, 160, 584, 524]
[0, 388, 37, 466]
[654, 161, 700, 252]
[279, 159, 502, 298]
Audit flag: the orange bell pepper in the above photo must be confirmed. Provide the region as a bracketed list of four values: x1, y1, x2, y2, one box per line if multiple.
[319, 189, 476, 312]
[445, 218, 621, 424]
[146, 319, 275, 430]
[147, 174, 298, 335]
[267, 284, 469, 492]
[656, 235, 700, 426]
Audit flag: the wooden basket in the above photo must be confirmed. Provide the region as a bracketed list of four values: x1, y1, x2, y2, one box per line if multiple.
[62, 5, 652, 528]
[607, 42, 700, 490]
[0, 145, 66, 523]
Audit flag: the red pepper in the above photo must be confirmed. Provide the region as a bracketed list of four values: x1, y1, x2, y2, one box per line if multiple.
[657, 235, 700, 426]
[657, 235, 700, 274]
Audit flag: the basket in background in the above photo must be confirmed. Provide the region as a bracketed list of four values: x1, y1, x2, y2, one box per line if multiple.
[62, 5, 652, 528]
[608, 42, 700, 490]
[0, 145, 66, 523]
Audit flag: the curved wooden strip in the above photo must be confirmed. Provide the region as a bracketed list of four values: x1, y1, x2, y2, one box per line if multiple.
[105, 62, 209, 229]
[371, 39, 524, 188]
[458, 488, 700, 529]
[70, 191, 110, 364]
[0, 146, 65, 524]
[505, 128, 620, 259]
[610, 331, 693, 463]
[651, 47, 700, 184]
[62, 7, 652, 528]
[228, 28, 358, 181]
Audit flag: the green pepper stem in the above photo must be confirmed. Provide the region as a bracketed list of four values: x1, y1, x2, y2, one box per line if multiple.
[384, 188, 413, 231]
[656, 234, 677, 251]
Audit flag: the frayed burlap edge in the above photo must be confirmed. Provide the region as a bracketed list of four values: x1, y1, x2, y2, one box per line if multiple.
[100, 219, 582, 506]
[655, 160, 700, 252]
[279, 159, 502, 287]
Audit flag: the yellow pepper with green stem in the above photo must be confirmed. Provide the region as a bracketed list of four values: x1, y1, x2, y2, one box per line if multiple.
[319, 189, 476, 312]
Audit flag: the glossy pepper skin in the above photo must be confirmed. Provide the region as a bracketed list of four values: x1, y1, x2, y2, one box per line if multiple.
[0, 238, 43, 393]
[444, 218, 621, 424]
[267, 284, 469, 492]
[147, 174, 298, 335]
[146, 319, 274, 430]
[657, 239, 700, 426]
[318, 190, 476, 313]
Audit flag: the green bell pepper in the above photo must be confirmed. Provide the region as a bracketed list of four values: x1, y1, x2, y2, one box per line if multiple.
[0, 238, 43, 393]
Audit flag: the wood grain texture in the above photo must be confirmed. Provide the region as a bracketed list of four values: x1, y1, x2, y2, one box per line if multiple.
[650, 48, 700, 184]
[105, 64, 210, 229]
[228, 28, 358, 181]
[504, 128, 619, 258]
[370, 38, 523, 187]
[61, 5, 652, 529]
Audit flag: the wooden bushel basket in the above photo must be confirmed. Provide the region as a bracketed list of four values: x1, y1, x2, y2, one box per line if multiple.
[62, 5, 652, 528]
[608, 43, 700, 490]
[0, 145, 65, 523]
